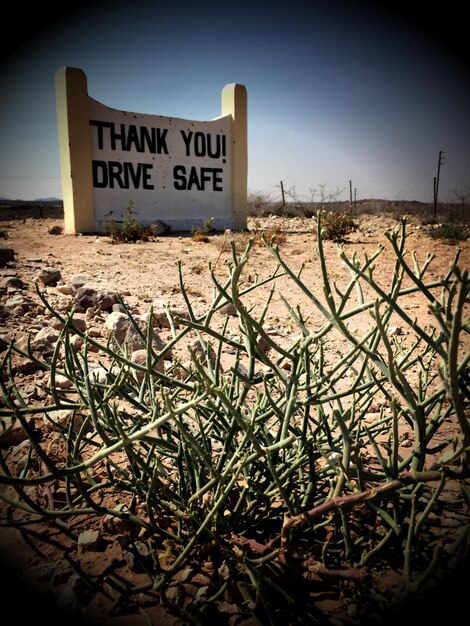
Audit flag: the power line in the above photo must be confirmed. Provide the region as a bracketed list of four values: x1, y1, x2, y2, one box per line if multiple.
[396, 154, 440, 199]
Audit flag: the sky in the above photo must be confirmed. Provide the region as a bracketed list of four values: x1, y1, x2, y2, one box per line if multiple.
[1, 0, 469, 203]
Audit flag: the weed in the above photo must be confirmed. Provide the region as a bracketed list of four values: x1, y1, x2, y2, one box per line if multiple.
[316, 209, 357, 241]
[253, 226, 287, 246]
[428, 222, 469, 242]
[191, 217, 215, 242]
[1, 218, 468, 624]
[106, 201, 156, 243]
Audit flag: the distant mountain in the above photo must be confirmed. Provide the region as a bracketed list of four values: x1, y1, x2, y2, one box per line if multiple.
[0, 197, 62, 203]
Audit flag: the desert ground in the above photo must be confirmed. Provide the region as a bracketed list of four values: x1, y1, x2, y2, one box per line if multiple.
[0, 209, 468, 626]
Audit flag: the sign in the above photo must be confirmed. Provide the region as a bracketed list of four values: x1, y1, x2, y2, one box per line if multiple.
[55, 67, 247, 233]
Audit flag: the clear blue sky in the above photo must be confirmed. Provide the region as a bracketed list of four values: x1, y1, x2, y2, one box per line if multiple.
[1, 0, 469, 203]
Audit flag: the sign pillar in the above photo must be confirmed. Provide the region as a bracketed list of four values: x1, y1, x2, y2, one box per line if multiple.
[222, 84, 248, 230]
[55, 67, 94, 233]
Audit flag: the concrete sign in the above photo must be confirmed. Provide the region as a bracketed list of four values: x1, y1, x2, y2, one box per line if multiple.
[55, 67, 247, 233]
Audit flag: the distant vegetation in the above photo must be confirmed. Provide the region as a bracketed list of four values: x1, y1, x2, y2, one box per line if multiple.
[1, 192, 468, 230]
[247, 192, 469, 223]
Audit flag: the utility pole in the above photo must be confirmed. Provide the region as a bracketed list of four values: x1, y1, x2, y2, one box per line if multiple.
[433, 150, 444, 221]
[349, 180, 353, 213]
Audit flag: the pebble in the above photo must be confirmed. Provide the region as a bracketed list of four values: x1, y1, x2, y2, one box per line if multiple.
[78, 529, 104, 552]
[37, 267, 62, 286]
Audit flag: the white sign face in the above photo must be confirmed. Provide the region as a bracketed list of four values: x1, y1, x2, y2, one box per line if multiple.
[89, 98, 232, 230]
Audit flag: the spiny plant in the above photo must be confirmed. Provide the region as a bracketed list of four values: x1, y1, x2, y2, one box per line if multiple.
[428, 222, 469, 242]
[0, 217, 468, 625]
[315, 208, 357, 241]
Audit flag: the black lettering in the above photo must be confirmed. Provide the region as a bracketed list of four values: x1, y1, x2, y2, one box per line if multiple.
[200, 167, 212, 188]
[194, 132, 206, 157]
[93, 160, 155, 190]
[126, 161, 141, 188]
[180, 130, 193, 157]
[173, 165, 187, 190]
[188, 166, 202, 190]
[207, 134, 221, 159]
[108, 161, 125, 188]
[90, 121, 169, 155]
[140, 126, 155, 153]
[142, 163, 154, 189]
[213, 168, 223, 191]
[156, 128, 169, 154]
[110, 124, 126, 151]
[172, 166, 224, 191]
[90, 121, 111, 150]
[126, 124, 140, 152]
[92, 160, 108, 187]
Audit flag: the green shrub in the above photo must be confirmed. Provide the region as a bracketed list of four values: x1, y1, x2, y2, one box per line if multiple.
[428, 222, 469, 242]
[106, 202, 156, 243]
[316, 209, 357, 241]
[0, 217, 468, 624]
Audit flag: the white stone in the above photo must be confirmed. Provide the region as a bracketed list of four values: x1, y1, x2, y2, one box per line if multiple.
[103, 311, 130, 344]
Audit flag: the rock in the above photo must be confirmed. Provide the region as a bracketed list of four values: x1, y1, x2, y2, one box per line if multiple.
[151, 306, 190, 329]
[151, 220, 171, 235]
[119, 537, 152, 573]
[220, 302, 238, 316]
[77, 529, 104, 552]
[54, 374, 74, 390]
[101, 503, 139, 535]
[70, 315, 87, 333]
[38, 267, 62, 286]
[55, 284, 74, 295]
[124, 318, 167, 353]
[104, 311, 130, 344]
[46, 409, 84, 432]
[131, 349, 164, 382]
[51, 314, 87, 334]
[257, 336, 271, 354]
[189, 340, 218, 369]
[70, 274, 91, 289]
[4, 295, 27, 312]
[0, 415, 30, 447]
[88, 367, 109, 385]
[111, 302, 127, 314]
[69, 335, 84, 352]
[30, 327, 60, 354]
[0, 244, 14, 266]
[164, 582, 184, 607]
[74, 285, 119, 311]
[33, 327, 60, 344]
[48, 224, 63, 235]
[59, 573, 86, 602]
[0, 276, 24, 290]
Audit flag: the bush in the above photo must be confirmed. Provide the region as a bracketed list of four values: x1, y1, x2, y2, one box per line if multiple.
[106, 202, 156, 243]
[1, 218, 468, 624]
[428, 222, 469, 242]
[316, 209, 357, 241]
